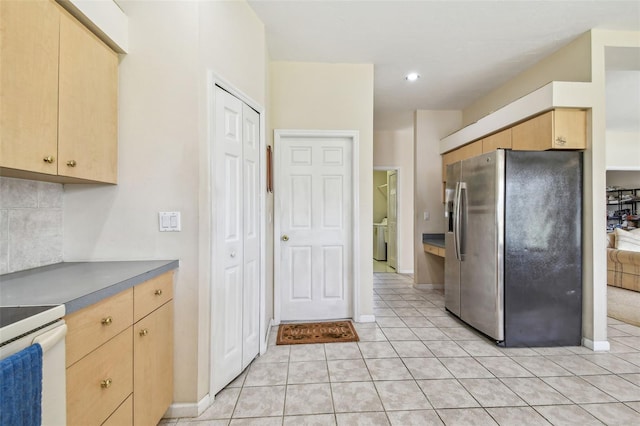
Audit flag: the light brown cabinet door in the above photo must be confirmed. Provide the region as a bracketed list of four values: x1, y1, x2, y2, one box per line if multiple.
[65, 288, 133, 367]
[103, 395, 133, 426]
[0, 0, 59, 174]
[58, 11, 118, 183]
[134, 302, 174, 426]
[456, 140, 483, 161]
[482, 128, 512, 153]
[66, 328, 133, 426]
[512, 109, 586, 151]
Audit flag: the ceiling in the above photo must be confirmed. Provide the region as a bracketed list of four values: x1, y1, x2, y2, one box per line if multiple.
[247, 0, 640, 130]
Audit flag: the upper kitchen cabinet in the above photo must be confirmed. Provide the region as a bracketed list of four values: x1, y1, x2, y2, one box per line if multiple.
[512, 109, 586, 151]
[58, 11, 118, 183]
[0, 0, 118, 184]
[0, 0, 59, 175]
[482, 128, 512, 153]
[442, 140, 482, 179]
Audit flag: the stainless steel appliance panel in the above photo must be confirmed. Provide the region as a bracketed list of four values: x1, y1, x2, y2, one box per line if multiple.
[503, 150, 582, 346]
[444, 161, 461, 317]
[459, 151, 504, 341]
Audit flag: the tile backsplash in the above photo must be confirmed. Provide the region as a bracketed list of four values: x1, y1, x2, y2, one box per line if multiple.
[0, 177, 63, 274]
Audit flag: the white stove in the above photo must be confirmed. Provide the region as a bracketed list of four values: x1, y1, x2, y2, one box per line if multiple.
[0, 304, 65, 344]
[0, 304, 67, 425]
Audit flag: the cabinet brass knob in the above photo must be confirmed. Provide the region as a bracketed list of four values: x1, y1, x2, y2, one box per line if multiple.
[100, 378, 113, 389]
[154, 289, 163, 296]
[139, 329, 149, 337]
[43, 155, 55, 164]
[66, 160, 77, 167]
[101, 316, 113, 326]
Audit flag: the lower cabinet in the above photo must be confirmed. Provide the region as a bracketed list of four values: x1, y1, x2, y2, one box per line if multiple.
[103, 395, 133, 426]
[134, 301, 174, 426]
[65, 271, 175, 425]
[66, 328, 133, 425]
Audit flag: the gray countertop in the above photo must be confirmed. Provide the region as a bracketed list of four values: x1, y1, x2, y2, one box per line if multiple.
[422, 233, 445, 248]
[0, 260, 179, 315]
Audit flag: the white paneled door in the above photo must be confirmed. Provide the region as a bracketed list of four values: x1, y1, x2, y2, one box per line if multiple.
[276, 134, 353, 321]
[212, 87, 260, 395]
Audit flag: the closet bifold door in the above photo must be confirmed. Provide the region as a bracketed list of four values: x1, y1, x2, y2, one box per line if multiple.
[212, 87, 260, 395]
[241, 103, 261, 369]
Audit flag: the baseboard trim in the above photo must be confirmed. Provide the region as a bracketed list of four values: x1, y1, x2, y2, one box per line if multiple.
[582, 337, 611, 352]
[165, 393, 211, 419]
[357, 314, 376, 323]
[261, 319, 275, 354]
[414, 283, 444, 290]
[397, 269, 414, 275]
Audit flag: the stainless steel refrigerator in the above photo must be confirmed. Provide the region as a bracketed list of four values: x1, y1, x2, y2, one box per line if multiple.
[445, 149, 582, 347]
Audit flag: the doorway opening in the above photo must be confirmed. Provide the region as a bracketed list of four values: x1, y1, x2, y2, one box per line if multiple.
[373, 168, 398, 273]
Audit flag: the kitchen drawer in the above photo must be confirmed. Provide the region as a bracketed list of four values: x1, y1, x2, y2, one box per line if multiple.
[65, 288, 133, 367]
[102, 394, 133, 426]
[134, 271, 174, 322]
[424, 243, 445, 258]
[67, 328, 133, 426]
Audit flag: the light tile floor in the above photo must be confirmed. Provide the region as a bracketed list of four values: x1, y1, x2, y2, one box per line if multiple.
[163, 273, 640, 425]
[373, 260, 396, 273]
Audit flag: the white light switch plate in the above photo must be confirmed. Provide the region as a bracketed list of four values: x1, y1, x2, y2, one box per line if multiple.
[159, 212, 181, 232]
[424, 211, 430, 221]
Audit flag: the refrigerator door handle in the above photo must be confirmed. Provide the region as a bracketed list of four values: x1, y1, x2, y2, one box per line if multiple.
[454, 181, 462, 261]
[458, 182, 467, 260]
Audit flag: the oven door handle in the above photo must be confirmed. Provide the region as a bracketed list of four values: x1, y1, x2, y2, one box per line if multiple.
[32, 324, 67, 352]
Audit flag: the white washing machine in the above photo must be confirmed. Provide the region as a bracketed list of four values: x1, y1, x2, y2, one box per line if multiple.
[373, 220, 387, 261]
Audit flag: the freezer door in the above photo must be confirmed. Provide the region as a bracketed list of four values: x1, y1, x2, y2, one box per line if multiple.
[444, 161, 461, 316]
[460, 150, 505, 341]
[504, 150, 582, 346]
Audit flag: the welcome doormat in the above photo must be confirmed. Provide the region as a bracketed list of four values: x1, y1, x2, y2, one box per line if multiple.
[276, 321, 359, 345]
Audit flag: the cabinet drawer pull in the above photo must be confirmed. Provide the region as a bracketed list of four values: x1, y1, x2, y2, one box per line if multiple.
[66, 159, 77, 167]
[100, 378, 113, 389]
[139, 329, 149, 337]
[101, 316, 113, 326]
[154, 289, 163, 296]
[43, 155, 55, 164]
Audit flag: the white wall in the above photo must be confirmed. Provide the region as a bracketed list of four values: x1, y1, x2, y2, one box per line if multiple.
[63, 0, 267, 407]
[413, 110, 462, 285]
[269, 61, 375, 319]
[373, 127, 414, 274]
[606, 131, 640, 170]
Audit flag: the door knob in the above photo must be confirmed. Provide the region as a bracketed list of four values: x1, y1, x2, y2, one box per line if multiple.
[281, 235, 289, 241]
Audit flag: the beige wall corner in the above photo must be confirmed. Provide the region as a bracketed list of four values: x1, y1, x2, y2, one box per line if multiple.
[413, 110, 462, 285]
[269, 61, 375, 319]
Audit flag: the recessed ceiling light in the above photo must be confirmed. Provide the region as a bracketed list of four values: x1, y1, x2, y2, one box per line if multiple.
[405, 72, 420, 81]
